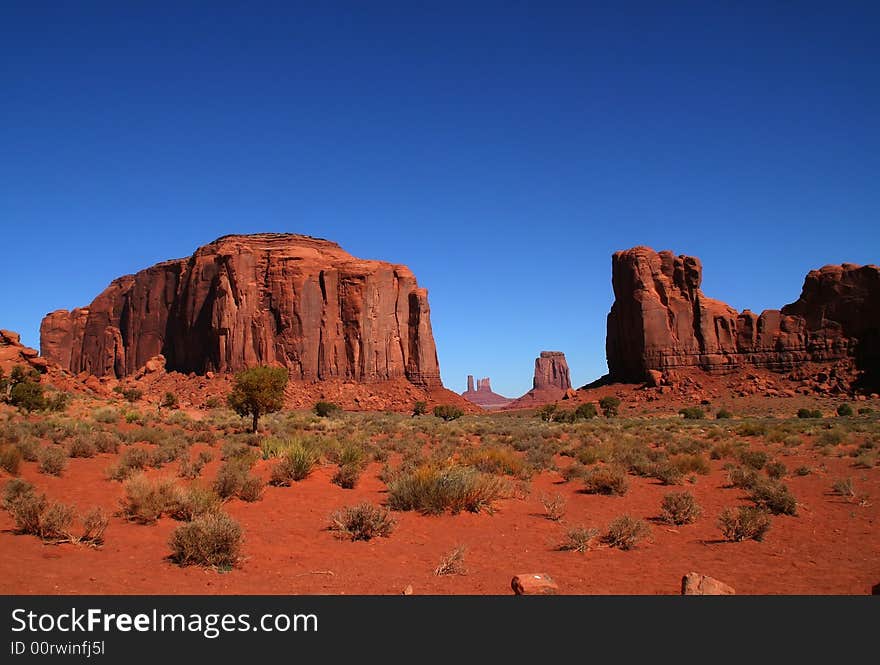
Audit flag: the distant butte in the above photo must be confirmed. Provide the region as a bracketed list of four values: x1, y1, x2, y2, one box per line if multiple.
[461, 374, 513, 410]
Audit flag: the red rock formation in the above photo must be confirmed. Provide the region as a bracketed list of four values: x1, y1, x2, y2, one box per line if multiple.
[41, 234, 442, 387]
[533, 351, 571, 392]
[461, 375, 513, 409]
[606, 246, 880, 389]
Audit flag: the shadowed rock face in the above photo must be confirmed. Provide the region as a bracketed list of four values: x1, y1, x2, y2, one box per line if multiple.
[606, 246, 880, 386]
[41, 233, 441, 386]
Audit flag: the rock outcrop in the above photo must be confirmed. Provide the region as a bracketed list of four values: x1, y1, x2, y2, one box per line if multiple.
[41, 233, 442, 387]
[0, 329, 50, 374]
[533, 351, 572, 392]
[461, 375, 513, 409]
[606, 246, 880, 390]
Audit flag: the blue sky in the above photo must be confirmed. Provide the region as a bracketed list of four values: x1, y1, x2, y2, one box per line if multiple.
[1, 2, 878, 397]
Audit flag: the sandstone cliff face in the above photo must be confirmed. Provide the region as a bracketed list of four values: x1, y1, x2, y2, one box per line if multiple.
[41, 234, 442, 386]
[533, 351, 572, 391]
[606, 246, 880, 386]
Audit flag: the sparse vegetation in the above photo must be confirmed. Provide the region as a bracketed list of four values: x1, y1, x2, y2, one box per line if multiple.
[679, 406, 705, 420]
[329, 503, 395, 541]
[602, 515, 650, 550]
[540, 493, 566, 521]
[433, 405, 464, 421]
[836, 403, 853, 417]
[558, 526, 598, 553]
[314, 401, 341, 418]
[582, 465, 628, 496]
[797, 408, 822, 419]
[434, 545, 467, 576]
[168, 511, 242, 570]
[387, 463, 507, 514]
[227, 366, 288, 432]
[660, 491, 702, 525]
[599, 396, 621, 417]
[718, 506, 771, 542]
[38, 445, 67, 476]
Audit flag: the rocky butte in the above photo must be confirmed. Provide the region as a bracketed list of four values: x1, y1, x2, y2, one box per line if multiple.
[461, 375, 512, 409]
[606, 246, 880, 390]
[41, 233, 442, 388]
[508, 351, 573, 406]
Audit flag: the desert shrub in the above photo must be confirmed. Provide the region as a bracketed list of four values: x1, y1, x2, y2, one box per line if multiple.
[120, 475, 181, 523]
[0, 445, 22, 475]
[38, 445, 67, 476]
[7, 490, 47, 535]
[107, 447, 151, 481]
[160, 392, 179, 410]
[854, 452, 877, 469]
[736, 421, 767, 437]
[726, 466, 762, 489]
[793, 466, 811, 476]
[558, 526, 599, 553]
[679, 406, 705, 420]
[213, 459, 254, 500]
[602, 515, 650, 550]
[92, 431, 120, 454]
[169, 486, 221, 522]
[738, 450, 769, 470]
[831, 477, 855, 497]
[599, 396, 621, 417]
[313, 401, 341, 418]
[328, 503, 395, 541]
[524, 445, 555, 472]
[660, 491, 702, 525]
[332, 463, 363, 489]
[3, 478, 36, 510]
[168, 511, 242, 569]
[80, 507, 109, 545]
[9, 380, 46, 412]
[68, 435, 97, 459]
[270, 443, 319, 485]
[670, 453, 710, 475]
[575, 403, 598, 420]
[412, 401, 427, 416]
[13, 436, 40, 462]
[45, 391, 71, 412]
[715, 408, 732, 420]
[710, 440, 738, 460]
[718, 506, 771, 542]
[651, 462, 684, 486]
[122, 388, 143, 403]
[434, 546, 467, 576]
[858, 407, 873, 415]
[220, 439, 254, 462]
[561, 463, 588, 483]
[536, 404, 558, 422]
[461, 446, 527, 478]
[93, 407, 119, 424]
[797, 408, 822, 419]
[178, 456, 205, 479]
[583, 465, 628, 495]
[238, 476, 264, 502]
[148, 441, 188, 468]
[765, 460, 787, 479]
[748, 481, 797, 515]
[818, 428, 845, 446]
[38, 502, 76, 542]
[836, 403, 853, 417]
[540, 493, 566, 521]
[433, 405, 464, 421]
[387, 463, 507, 515]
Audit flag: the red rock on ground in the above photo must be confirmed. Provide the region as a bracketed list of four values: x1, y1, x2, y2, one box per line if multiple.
[511, 573, 559, 595]
[606, 246, 880, 391]
[41, 233, 441, 388]
[681, 572, 736, 595]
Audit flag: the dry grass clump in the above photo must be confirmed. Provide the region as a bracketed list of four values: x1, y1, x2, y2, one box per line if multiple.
[328, 503, 395, 541]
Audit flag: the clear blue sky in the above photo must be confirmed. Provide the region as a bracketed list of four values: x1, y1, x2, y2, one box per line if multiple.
[1, 2, 878, 397]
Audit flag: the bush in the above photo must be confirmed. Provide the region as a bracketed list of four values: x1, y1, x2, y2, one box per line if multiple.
[836, 403, 853, 417]
[122, 388, 143, 403]
[328, 503, 395, 541]
[858, 407, 873, 415]
[38, 445, 67, 476]
[670, 453, 710, 476]
[558, 526, 599, 553]
[599, 396, 621, 417]
[7, 490, 47, 535]
[575, 403, 598, 420]
[107, 447, 151, 481]
[45, 391, 71, 412]
[651, 462, 684, 486]
[3, 478, 36, 510]
[332, 463, 363, 490]
[270, 443, 319, 485]
[540, 493, 566, 521]
[119, 475, 180, 523]
[660, 491, 702, 525]
[213, 459, 255, 500]
[38, 502, 76, 542]
[679, 407, 705, 420]
[169, 511, 242, 569]
[797, 408, 822, 419]
[602, 515, 650, 550]
[583, 465, 628, 495]
[79, 507, 109, 546]
[92, 431, 120, 454]
[726, 465, 762, 490]
[831, 477, 855, 497]
[461, 446, 528, 479]
[715, 408, 732, 420]
[536, 404, 557, 422]
[161, 392, 179, 410]
[765, 461, 787, 480]
[14, 436, 40, 462]
[314, 401, 341, 418]
[434, 546, 467, 576]
[718, 506, 771, 542]
[387, 464, 507, 515]
[169, 486, 221, 522]
[749, 481, 796, 515]
[793, 466, 811, 476]
[93, 407, 119, 423]
[0, 445, 22, 475]
[738, 450, 768, 470]
[178, 456, 206, 479]
[9, 380, 46, 412]
[68, 435, 97, 459]
[412, 401, 427, 416]
[433, 405, 464, 421]
[238, 476, 264, 502]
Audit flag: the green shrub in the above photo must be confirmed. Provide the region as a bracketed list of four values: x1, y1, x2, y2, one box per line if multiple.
[412, 401, 427, 416]
[536, 404, 557, 422]
[119, 475, 181, 523]
[599, 396, 621, 417]
[718, 506, 771, 541]
[387, 464, 507, 515]
[168, 511, 242, 569]
[660, 491, 702, 525]
[68, 435, 97, 459]
[122, 388, 143, 403]
[836, 403, 853, 417]
[558, 525, 599, 553]
[160, 392, 179, 410]
[858, 407, 873, 415]
[93, 407, 119, 423]
[738, 450, 769, 470]
[45, 391, 71, 412]
[9, 381, 46, 412]
[715, 408, 732, 420]
[765, 461, 787, 479]
[314, 401, 341, 418]
[0, 445, 22, 475]
[270, 443, 319, 485]
[328, 503, 395, 541]
[679, 406, 705, 420]
[433, 405, 464, 421]
[575, 403, 598, 420]
[748, 481, 797, 515]
[107, 447, 151, 481]
[583, 465, 628, 495]
[38, 445, 67, 476]
[797, 408, 822, 419]
[602, 515, 650, 550]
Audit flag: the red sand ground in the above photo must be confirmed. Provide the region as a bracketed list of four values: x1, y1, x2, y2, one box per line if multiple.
[1, 411, 877, 595]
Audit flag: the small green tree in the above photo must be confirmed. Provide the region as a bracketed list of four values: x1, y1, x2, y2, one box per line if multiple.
[313, 401, 341, 418]
[836, 403, 853, 417]
[412, 401, 427, 416]
[575, 403, 598, 420]
[9, 379, 45, 412]
[537, 403, 558, 422]
[160, 392, 179, 410]
[599, 396, 621, 418]
[433, 405, 464, 421]
[227, 366, 289, 432]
